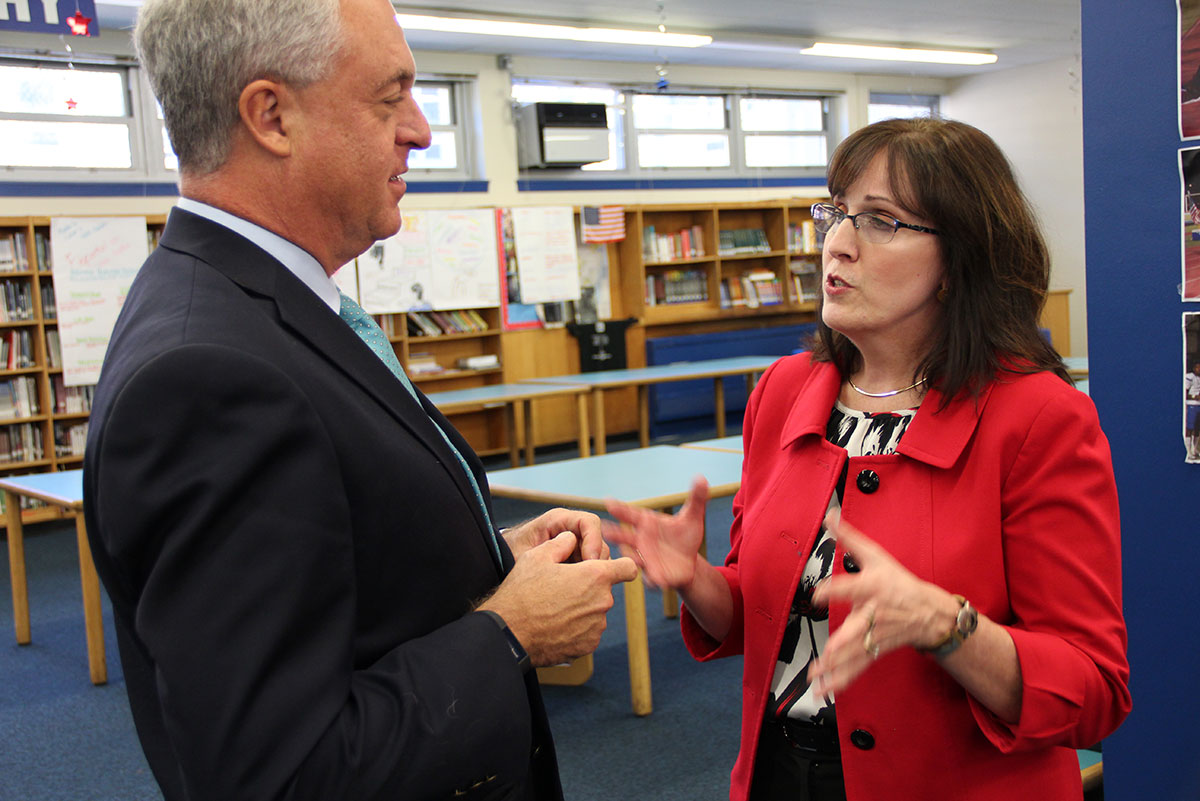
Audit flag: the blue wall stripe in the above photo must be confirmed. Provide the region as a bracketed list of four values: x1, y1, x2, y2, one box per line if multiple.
[518, 176, 828, 192]
[0, 180, 489, 198]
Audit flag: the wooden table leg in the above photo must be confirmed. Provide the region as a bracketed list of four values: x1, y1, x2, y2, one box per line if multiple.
[74, 514, 107, 685]
[638, 385, 650, 448]
[592, 390, 607, 456]
[5, 490, 30, 645]
[714, 377, 726, 438]
[506, 403, 520, 468]
[576, 393, 591, 458]
[624, 570, 652, 716]
[523, 400, 536, 466]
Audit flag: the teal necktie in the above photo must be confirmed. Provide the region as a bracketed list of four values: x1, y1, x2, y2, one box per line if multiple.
[338, 293, 501, 565]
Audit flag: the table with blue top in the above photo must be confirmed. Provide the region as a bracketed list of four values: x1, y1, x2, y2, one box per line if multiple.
[1, 469, 105, 684]
[423, 382, 591, 467]
[488, 445, 745, 715]
[520, 355, 780, 455]
[681, 434, 744, 453]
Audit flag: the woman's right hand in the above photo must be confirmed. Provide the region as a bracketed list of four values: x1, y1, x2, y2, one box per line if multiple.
[602, 476, 709, 589]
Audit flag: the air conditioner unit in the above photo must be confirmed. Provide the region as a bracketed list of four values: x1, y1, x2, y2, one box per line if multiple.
[516, 102, 609, 169]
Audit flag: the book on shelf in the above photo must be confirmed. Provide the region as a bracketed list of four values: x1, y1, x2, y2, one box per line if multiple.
[406, 352, 445, 375]
[0, 421, 45, 465]
[52, 376, 95, 414]
[1, 329, 35, 369]
[0, 376, 40, 420]
[456, 354, 500, 371]
[644, 269, 709, 306]
[0, 278, 35, 322]
[642, 224, 706, 262]
[406, 311, 442, 337]
[745, 270, 784, 306]
[788, 219, 819, 252]
[45, 329, 62, 369]
[717, 228, 771, 256]
[790, 258, 821, 301]
[0, 235, 15, 273]
[40, 282, 56, 318]
[9, 231, 30, 271]
[34, 230, 51, 272]
[53, 420, 88, 458]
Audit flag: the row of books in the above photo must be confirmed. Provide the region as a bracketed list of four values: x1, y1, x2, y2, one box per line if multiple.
[719, 271, 785, 308]
[407, 309, 491, 337]
[1, 278, 36, 322]
[0, 422, 46, 465]
[718, 228, 772, 255]
[642, 225, 707, 263]
[645, 269, 710, 306]
[40, 283, 56, 319]
[52, 376, 95, 415]
[2, 329, 36, 370]
[45, 329, 62, 369]
[0, 230, 52, 273]
[787, 220, 820, 253]
[0, 376, 40, 420]
[54, 420, 88, 458]
[791, 258, 821, 302]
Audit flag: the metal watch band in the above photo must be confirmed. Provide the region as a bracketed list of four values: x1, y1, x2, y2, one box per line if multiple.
[923, 594, 977, 659]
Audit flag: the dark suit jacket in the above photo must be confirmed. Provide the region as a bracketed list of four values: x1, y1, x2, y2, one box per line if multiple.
[82, 209, 563, 801]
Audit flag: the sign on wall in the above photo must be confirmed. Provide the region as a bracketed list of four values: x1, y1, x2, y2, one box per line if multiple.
[50, 216, 148, 386]
[0, 0, 99, 36]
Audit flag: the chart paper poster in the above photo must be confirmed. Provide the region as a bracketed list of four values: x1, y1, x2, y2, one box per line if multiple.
[359, 209, 500, 313]
[511, 206, 582, 304]
[50, 216, 148, 386]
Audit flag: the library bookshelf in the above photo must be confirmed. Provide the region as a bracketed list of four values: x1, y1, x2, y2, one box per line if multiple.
[616, 200, 826, 338]
[0, 215, 166, 527]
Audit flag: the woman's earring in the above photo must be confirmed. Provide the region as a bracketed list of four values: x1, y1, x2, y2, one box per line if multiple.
[937, 286, 948, 303]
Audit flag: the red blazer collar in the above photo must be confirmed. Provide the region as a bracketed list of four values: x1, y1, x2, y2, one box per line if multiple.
[778, 357, 994, 469]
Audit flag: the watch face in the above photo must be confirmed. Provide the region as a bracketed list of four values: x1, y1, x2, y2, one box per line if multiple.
[957, 603, 979, 635]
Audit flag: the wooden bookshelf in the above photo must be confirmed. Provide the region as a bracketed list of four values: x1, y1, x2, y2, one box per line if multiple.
[0, 215, 166, 528]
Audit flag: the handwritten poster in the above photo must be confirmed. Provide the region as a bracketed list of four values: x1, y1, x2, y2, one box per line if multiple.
[511, 206, 582, 304]
[358, 209, 500, 313]
[50, 216, 149, 386]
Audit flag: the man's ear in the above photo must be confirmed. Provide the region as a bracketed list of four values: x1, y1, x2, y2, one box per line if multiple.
[237, 79, 293, 158]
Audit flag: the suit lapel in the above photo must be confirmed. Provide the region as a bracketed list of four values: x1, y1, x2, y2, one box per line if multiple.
[157, 210, 498, 548]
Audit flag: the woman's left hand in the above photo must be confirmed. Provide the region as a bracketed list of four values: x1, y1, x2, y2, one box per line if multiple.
[806, 510, 960, 696]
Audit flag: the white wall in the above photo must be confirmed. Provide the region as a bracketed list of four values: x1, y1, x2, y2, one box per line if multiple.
[943, 55, 1087, 356]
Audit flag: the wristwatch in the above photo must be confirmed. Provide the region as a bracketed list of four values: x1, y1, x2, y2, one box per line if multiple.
[479, 610, 532, 674]
[923, 595, 978, 659]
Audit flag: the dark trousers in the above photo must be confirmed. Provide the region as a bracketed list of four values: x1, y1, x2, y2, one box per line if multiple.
[748, 718, 847, 801]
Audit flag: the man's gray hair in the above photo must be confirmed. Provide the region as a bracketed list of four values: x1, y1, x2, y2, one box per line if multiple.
[135, 0, 345, 174]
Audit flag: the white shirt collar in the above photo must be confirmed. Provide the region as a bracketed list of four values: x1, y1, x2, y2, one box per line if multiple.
[175, 197, 341, 314]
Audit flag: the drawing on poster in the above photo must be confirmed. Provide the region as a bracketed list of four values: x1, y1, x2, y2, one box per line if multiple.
[1185, 313, 1200, 464]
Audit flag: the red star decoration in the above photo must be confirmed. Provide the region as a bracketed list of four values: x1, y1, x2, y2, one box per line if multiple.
[66, 12, 92, 36]
[65, 98, 78, 110]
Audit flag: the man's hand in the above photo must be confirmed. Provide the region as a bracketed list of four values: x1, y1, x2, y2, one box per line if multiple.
[501, 507, 608, 562]
[479, 532, 638, 667]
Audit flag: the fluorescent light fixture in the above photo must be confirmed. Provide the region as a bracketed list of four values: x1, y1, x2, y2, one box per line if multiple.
[394, 13, 712, 48]
[800, 42, 997, 66]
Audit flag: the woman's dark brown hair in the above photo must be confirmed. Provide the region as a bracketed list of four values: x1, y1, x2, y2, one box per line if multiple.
[810, 117, 1070, 405]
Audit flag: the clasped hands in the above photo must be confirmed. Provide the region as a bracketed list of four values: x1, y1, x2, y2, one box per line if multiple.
[479, 508, 638, 668]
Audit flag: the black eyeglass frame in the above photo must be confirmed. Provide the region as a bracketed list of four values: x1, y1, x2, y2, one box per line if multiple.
[810, 202, 940, 243]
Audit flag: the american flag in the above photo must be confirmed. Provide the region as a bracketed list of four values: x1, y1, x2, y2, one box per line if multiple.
[581, 206, 626, 243]
[1190, 196, 1200, 227]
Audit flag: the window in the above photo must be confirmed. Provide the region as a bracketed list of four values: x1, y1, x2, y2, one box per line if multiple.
[513, 79, 834, 179]
[868, 93, 940, 125]
[0, 61, 137, 169]
[405, 79, 478, 180]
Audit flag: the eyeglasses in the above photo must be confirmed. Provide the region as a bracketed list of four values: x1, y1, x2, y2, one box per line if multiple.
[810, 202, 940, 245]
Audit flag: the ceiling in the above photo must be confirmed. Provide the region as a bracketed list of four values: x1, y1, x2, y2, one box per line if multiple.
[91, 0, 1080, 79]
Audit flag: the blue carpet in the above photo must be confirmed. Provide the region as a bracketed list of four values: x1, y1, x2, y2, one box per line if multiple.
[0, 435, 744, 800]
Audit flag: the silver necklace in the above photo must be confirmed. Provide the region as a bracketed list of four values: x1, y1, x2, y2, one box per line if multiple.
[846, 376, 926, 398]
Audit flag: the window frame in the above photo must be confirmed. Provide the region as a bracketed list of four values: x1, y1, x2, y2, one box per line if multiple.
[404, 76, 477, 182]
[867, 92, 941, 124]
[513, 78, 836, 182]
[0, 56, 152, 178]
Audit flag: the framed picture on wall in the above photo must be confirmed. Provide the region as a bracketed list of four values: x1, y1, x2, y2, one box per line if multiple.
[1181, 0, 1200, 138]
[1184, 312, 1200, 463]
[1179, 147, 1200, 300]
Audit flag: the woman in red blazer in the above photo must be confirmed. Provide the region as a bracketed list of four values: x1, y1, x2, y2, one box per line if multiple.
[606, 118, 1130, 801]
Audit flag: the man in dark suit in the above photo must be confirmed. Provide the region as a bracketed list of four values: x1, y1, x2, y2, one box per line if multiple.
[82, 0, 638, 799]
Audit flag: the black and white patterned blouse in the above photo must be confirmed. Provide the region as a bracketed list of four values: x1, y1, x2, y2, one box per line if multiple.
[767, 400, 917, 724]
